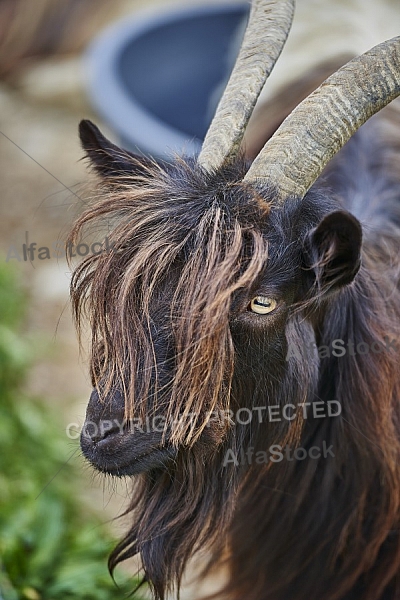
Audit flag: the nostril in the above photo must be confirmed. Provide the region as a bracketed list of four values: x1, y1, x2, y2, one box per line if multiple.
[81, 419, 122, 444]
[101, 423, 121, 441]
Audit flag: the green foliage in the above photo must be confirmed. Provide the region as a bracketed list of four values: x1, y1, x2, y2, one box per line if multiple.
[0, 264, 144, 600]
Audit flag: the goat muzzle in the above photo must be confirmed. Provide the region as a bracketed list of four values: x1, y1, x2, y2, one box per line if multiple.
[80, 388, 177, 476]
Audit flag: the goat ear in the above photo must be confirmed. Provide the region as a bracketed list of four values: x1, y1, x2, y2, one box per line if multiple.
[304, 210, 362, 294]
[79, 119, 155, 179]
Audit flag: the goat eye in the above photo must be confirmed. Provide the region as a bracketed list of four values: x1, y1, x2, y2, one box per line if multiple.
[249, 296, 277, 315]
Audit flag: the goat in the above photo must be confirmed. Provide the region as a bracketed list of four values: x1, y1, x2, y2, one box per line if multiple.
[69, 1, 400, 598]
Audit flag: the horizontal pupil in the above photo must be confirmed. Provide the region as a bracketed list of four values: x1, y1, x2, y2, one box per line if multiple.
[255, 298, 271, 306]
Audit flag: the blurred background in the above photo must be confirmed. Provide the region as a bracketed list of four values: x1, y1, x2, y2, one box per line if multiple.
[0, 0, 399, 598]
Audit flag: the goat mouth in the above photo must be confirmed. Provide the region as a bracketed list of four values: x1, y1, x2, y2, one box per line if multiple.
[88, 446, 177, 477]
[80, 421, 177, 476]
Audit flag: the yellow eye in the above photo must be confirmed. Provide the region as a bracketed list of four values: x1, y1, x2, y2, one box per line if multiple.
[249, 296, 277, 315]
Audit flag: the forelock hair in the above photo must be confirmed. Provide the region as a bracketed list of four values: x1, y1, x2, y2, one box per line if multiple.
[68, 156, 270, 445]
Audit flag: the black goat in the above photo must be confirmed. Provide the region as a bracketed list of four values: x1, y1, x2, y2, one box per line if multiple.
[69, 1, 400, 598]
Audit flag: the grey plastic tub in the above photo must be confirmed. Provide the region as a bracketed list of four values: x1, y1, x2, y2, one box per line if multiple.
[84, 3, 248, 159]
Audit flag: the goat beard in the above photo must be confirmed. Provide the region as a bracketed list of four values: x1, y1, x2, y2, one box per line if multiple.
[108, 440, 237, 598]
[108, 333, 317, 600]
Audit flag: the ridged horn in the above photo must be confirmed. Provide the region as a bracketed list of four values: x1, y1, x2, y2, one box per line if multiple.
[197, 0, 295, 173]
[244, 37, 400, 202]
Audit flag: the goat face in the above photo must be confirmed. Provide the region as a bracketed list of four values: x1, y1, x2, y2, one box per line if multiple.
[72, 120, 362, 479]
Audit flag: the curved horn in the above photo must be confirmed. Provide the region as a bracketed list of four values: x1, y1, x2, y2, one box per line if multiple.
[244, 37, 400, 201]
[197, 0, 295, 172]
